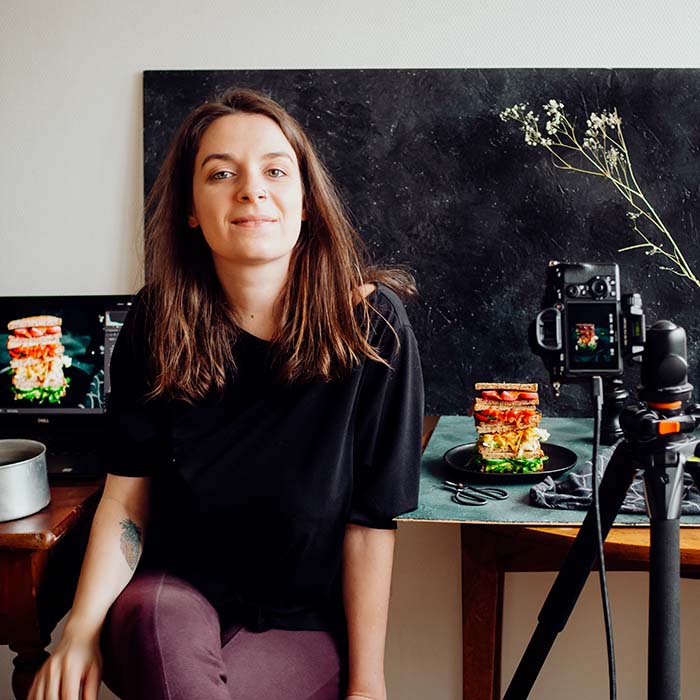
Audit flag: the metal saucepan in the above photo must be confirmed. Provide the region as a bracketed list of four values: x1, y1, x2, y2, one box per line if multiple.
[0, 439, 51, 523]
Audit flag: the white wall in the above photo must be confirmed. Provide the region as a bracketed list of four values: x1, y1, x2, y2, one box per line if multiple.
[2, 1, 700, 698]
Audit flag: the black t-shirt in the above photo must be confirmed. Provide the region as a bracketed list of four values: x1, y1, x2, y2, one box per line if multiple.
[106, 281, 424, 637]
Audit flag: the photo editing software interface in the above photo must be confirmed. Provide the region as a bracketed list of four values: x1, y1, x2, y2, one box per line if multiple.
[0, 296, 132, 416]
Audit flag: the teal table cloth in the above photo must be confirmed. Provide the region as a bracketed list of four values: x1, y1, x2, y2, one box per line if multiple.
[397, 416, 700, 527]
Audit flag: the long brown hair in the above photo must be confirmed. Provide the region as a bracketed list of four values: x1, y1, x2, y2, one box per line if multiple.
[144, 87, 417, 402]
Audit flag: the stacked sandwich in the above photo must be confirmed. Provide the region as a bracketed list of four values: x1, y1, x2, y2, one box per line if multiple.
[472, 382, 549, 473]
[6, 315, 72, 403]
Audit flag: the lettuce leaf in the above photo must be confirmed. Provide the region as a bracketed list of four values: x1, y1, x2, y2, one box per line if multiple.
[476, 455, 548, 474]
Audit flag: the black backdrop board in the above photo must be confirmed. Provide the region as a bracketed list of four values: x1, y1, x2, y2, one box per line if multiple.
[144, 69, 700, 417]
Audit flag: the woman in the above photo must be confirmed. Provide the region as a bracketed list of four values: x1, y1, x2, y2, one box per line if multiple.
[28, 87, 424, 700]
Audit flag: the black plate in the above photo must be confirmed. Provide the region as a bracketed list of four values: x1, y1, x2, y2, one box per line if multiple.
[443, 443, 578, 484]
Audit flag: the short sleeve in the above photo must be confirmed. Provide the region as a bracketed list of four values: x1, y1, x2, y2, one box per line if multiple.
[350, 321, 425, 529]
[105, 289, 168, 477]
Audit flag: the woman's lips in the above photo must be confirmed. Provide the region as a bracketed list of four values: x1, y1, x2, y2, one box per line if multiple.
[231, 217, 277, 228]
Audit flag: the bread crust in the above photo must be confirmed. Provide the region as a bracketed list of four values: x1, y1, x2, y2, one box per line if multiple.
[10, 356, 66, 369]
[474, 397, 539, 409]
[7, 334, 63, 350]
[475, 382, 537, 392]
[7, 315, 62, 331]
[477, 447, 544, 459]
[475, 414, 542, 433]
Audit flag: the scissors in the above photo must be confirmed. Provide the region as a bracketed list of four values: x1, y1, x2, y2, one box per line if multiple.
[442, 480, 509, 506]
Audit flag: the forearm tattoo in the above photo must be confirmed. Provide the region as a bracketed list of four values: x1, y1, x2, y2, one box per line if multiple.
[119, 519, 143, 570]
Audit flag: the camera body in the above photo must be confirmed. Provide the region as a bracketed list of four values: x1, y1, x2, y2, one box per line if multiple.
[534, 262, 645, 383]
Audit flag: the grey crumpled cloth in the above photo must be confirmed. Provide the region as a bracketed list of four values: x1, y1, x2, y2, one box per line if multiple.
[529, 444, 700, 514]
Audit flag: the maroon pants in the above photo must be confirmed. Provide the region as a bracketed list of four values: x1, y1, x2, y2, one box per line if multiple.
[100, 570, 346, 700]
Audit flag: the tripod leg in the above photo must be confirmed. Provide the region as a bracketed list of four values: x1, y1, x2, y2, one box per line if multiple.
[644, 458, 684, 700]
[648, 518, 680, 700]
[503, 441, 638, 700]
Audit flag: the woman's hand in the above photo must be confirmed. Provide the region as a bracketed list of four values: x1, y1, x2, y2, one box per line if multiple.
[27, 624, 103, 700]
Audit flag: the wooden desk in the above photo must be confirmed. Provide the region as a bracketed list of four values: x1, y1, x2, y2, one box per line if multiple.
[0, 480, 102, 700]
[419, 416, 700, 700]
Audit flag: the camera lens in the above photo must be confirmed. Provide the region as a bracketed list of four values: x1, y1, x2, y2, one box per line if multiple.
[566, 285, 580, 298]
[590, 278, 609, 299]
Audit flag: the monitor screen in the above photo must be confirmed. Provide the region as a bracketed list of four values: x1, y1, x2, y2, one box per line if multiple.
[0, 295, 132, 415]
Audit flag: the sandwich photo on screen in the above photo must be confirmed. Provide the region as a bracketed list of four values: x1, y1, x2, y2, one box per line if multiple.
[6, 315, 72, 404]
[567, 302, 619, 371]
[0, 298, 123, 413]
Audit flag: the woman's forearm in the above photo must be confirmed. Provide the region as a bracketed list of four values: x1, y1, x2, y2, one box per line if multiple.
[342, 523, 396, 699]
[64, 490, 148, 638]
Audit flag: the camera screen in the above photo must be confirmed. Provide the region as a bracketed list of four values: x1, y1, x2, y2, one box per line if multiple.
[566, 302, 621, 372]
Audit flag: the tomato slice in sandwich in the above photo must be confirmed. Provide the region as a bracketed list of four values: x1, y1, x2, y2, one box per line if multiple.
[499, 391, 519, 401]
[518, 392, 538, 400]
[481, 390, 500, 400]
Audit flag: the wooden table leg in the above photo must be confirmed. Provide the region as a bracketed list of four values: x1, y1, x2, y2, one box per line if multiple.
[1, 521, 92, 700]
[0, 483, 102, 700]
[461, 525, 504, 700]
[0, 549, 51, 700]
[10, 639, 50, 700]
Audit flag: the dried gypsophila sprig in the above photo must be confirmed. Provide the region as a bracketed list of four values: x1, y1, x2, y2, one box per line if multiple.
[499, 100, 699, 288]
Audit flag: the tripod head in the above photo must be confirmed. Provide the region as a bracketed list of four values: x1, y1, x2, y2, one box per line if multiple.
[620, 320, 698, 447]
[638, 320, 693, 407]
[617, 320, 700, 518]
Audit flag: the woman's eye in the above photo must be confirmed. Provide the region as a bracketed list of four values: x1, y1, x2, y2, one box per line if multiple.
[211, 171, 233, 180]
[267, 168, 286, 178]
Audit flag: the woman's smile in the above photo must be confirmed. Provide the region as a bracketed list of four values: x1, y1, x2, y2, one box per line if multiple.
[231, 215, 278, 228]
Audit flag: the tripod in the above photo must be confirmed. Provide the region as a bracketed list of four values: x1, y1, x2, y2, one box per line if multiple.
[504, 322, 700, 700]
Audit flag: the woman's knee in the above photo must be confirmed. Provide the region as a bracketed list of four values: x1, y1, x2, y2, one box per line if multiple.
[101, 569, 229, 699]
[106, 569, 219, 640]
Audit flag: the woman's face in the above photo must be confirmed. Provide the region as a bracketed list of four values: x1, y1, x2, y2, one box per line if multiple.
[189, 113, 305, 269]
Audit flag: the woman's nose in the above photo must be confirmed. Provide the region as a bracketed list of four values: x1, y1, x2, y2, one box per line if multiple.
[236, 175, 267, 202]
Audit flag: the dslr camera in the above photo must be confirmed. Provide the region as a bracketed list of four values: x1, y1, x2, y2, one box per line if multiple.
[533, 262, 645, 384]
